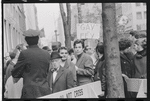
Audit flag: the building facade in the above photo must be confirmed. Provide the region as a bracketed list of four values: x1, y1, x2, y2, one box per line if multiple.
[116, 3, 147, 33]
[3, 4, 26, 54]
[3, 4, 40, 55]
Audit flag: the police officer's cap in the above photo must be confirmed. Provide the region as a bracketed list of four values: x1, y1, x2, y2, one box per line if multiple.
[23, 29, 41, 37]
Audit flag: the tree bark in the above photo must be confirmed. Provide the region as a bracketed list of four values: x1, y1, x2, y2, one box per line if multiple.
[77, 3, 82, 23]
[102, 3, 125, 98]
[59, 3, 71, 49]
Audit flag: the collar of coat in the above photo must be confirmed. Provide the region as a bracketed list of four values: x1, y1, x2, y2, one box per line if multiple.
[120, 53, 131, 63]
[28, 45, 39, 48]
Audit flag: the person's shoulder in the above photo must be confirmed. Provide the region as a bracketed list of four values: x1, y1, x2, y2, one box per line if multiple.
[70, 61, 75, 66]
[83, 53, 91, 58]
[63, 67, 71, 73]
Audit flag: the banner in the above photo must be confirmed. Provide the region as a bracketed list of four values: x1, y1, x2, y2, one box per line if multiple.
[77, 23, 100, 39]
[39, 81, 103, 98]
[122, 74, 147, 98]
[137, 79, 147, 98]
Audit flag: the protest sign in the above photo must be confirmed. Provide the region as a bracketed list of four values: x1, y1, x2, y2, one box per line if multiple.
[39, 81, 103, 98]
[77, 23, 100, 39]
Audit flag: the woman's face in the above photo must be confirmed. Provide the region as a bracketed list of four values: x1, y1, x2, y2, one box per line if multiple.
[59, 49, 68, 61]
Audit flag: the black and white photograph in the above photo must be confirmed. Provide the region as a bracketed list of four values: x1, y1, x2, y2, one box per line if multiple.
[2, 2, 147, 99]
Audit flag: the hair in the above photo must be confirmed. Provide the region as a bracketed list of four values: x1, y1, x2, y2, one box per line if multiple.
[58, 47, 68, 53]
[96, 43, 104, 54]
[9, 52, 16, 60]
[42, 46, 50, 51]
[52, 45, 58, 51]
[84, 45, 89, 52]
[25, 36, 39, 46]
[68, 48, 74, 55]
[129, 30, 138, 37]
[134, 33, 146, 39]
[73, 39, 85, 48]
[119, 38, 132, 51]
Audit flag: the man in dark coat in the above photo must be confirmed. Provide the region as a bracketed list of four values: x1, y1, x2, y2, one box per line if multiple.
[119, 38, 135, 78]
[73, 39, 94, 86]
[47, 51, 74, 93]
[11, 29, 51, 98]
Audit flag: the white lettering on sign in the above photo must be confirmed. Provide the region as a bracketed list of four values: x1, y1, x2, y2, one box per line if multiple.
[77, 23, 100, 39]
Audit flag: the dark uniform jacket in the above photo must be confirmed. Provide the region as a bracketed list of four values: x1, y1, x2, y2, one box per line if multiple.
[47, 66, 74, 93]
[12, 45, 51, 98]
[76, 53, 94, 86]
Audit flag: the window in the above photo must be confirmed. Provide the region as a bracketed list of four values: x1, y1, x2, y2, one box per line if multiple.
[136, 25, 141, 30]
[136, 3, 140, 6]
[13, 6, 15, 18]
[144, 11, 146, 19]
[136, 12, 142, 19]
[8, 24, 12, 50]
[143, 3, 146, 6]
[4, 20, 8, 53]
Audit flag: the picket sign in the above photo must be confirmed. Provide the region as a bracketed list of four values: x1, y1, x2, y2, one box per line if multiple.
[137, 79, 147, 98]
[39, 81, 103, 98]
[122, 74, 147, 98]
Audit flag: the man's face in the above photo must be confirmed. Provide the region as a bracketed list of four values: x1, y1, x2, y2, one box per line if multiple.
[124, 46, 131, 53]
[135, 39, 144, 52]
[129, 34, 136, 40]
[47, 49, 52, 55]
[86, 47, 93, 55]
[51, 58, 61, 69]
[74, 43, 84, 55]
[59, 49, 68, 61]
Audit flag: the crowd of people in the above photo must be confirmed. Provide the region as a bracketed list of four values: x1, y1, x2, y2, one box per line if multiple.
[3, 29, 147, 98]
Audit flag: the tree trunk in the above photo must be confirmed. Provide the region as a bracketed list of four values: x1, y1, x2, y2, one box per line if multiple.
[77, 3, 82, 23]
[59, 3, 72, 49]
[102, 3, 125, 98]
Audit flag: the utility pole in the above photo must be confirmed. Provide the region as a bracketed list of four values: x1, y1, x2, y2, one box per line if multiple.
[77, 3, 82, 23]
[54, 30, 57, 42]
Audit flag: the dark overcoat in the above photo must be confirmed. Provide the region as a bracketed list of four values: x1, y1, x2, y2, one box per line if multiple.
[76, 53, 94, 86]
[133, 55, 147, 78]
[12, 45, 51, 98]
[120, 53, 135, 78]
[47, 67, 74, 93]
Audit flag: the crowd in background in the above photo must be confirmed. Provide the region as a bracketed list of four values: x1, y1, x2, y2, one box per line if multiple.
[3, 29, 147, 98]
